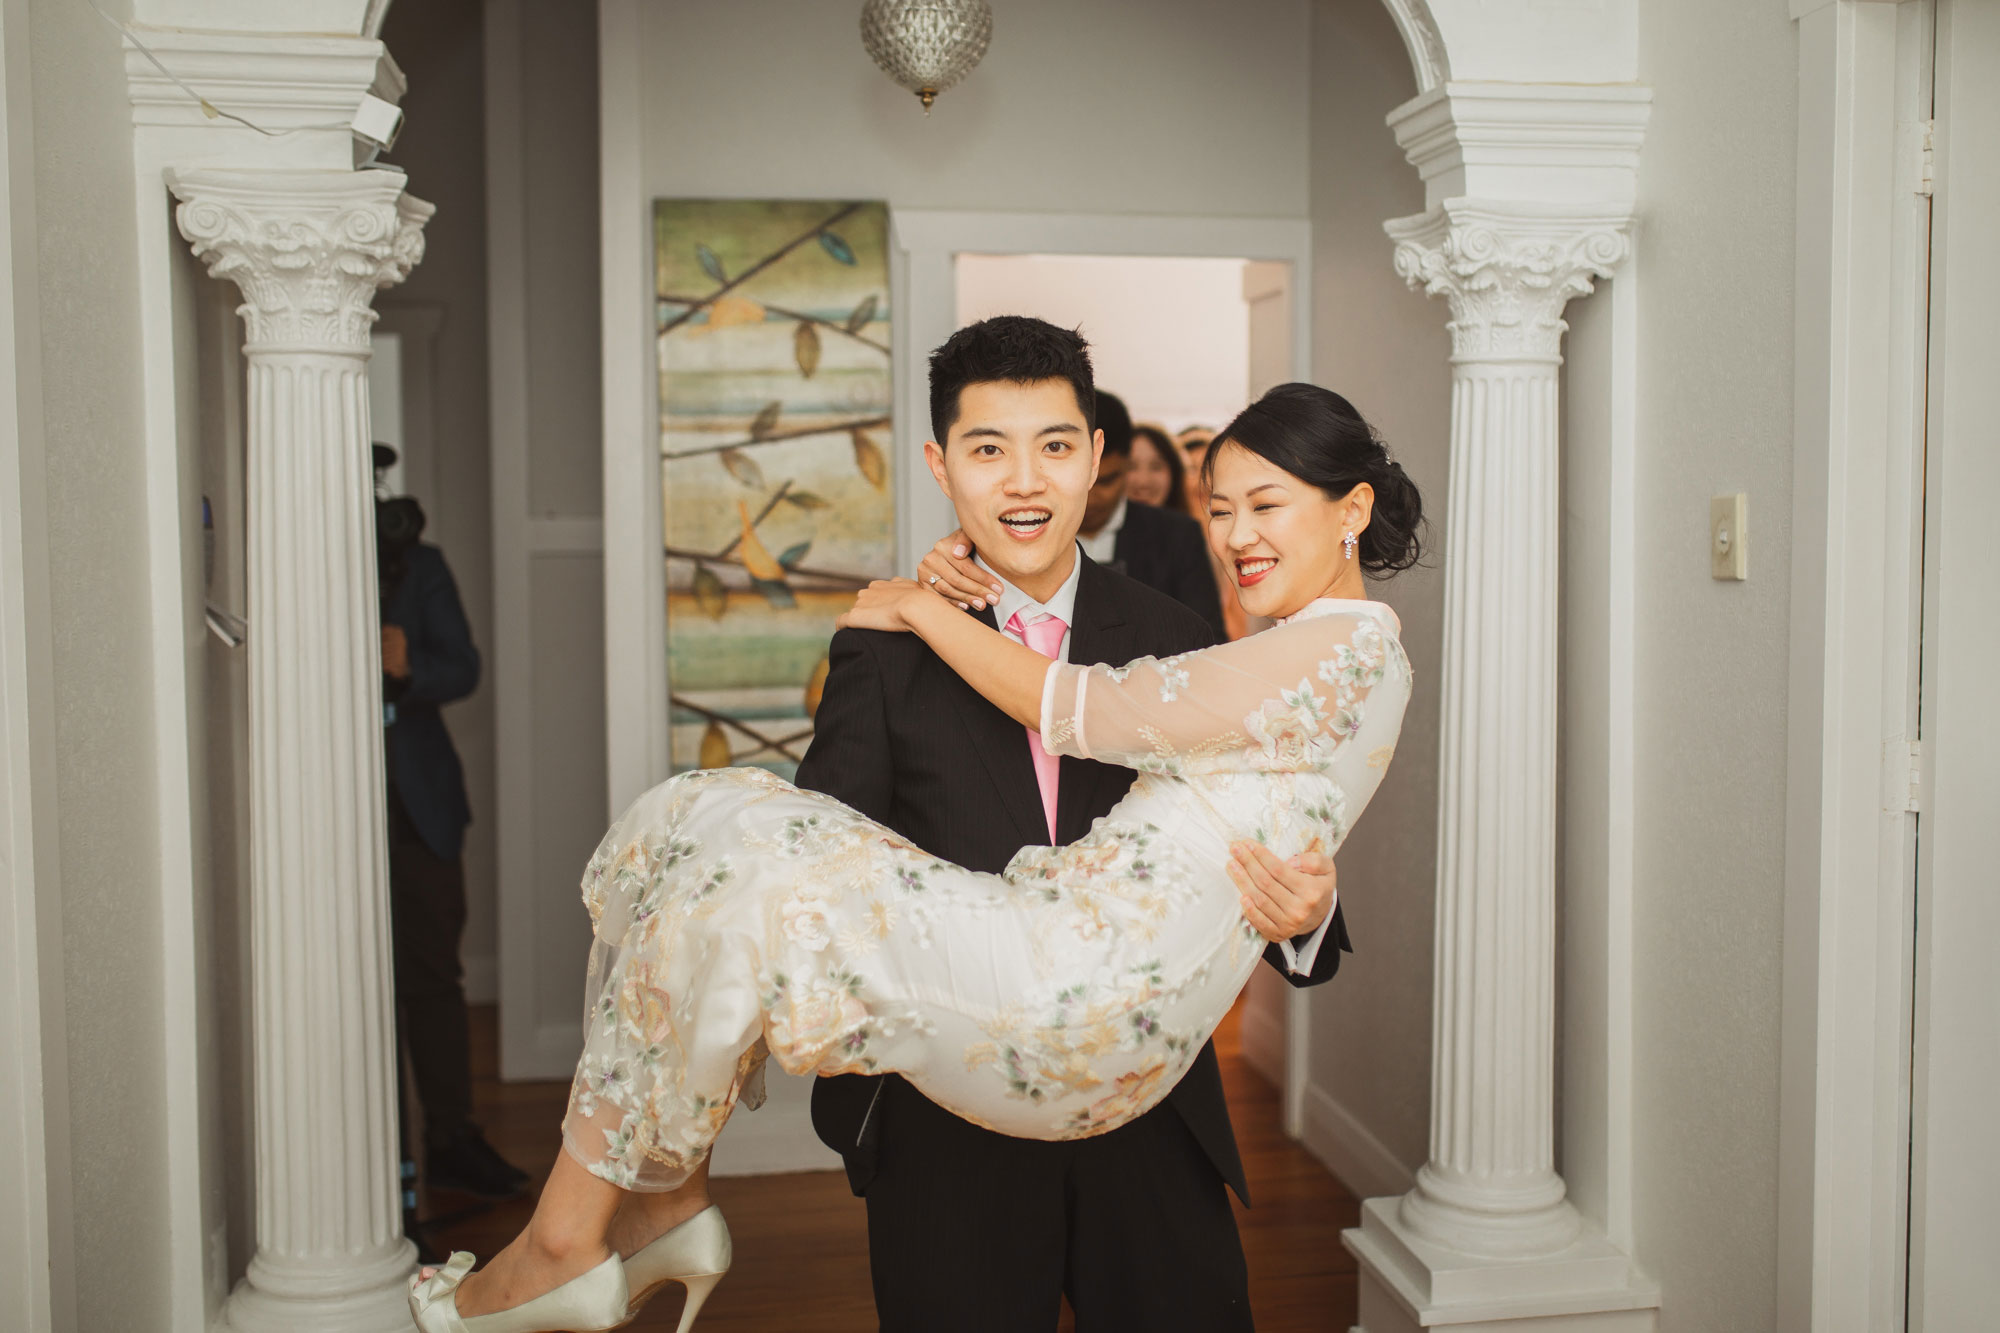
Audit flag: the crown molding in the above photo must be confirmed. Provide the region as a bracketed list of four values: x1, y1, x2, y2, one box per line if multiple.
[1388, 81, 1652, 212]
[123, 25, 402, 135]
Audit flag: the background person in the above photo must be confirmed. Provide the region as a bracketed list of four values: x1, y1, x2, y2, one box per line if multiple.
[1079, 389, 1226, 635]
[375, 446, 529, 1205]
[1127, 421, 1188, 512]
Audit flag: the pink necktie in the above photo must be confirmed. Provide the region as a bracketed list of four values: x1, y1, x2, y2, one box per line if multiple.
[1007, 611, 1068, 841]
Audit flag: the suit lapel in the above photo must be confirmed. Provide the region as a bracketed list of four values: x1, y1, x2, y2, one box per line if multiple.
[1056, 559, 1137, 843]
[943, 605, 1053, 848]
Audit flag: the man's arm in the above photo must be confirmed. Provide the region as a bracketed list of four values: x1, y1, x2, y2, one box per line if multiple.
[1265, 904, 1349, 987]
[792, 628, 895, 823]
[399, 549, 481, 706]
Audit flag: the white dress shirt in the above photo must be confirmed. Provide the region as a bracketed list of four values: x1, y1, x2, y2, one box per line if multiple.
[977, 543, 1326, 977]
[1076, 496, 1126, 565]
[978, 545, 1082, 663]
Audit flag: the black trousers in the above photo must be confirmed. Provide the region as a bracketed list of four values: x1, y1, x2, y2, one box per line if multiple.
[863, 1077, 1253, 1333]
[388, 796, 474, 1149]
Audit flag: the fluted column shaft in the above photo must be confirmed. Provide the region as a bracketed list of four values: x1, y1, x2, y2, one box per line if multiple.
[171, 168, 433, 1330]
[1386, 203, 1630, 1260]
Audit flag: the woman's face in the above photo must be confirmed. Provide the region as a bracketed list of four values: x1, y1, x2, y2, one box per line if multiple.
[1205, 442, 1371, 619]
[1126, 433, 1175, 507]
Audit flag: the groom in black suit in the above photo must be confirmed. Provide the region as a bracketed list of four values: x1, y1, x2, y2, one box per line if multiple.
[794, 317, 1350, 1331]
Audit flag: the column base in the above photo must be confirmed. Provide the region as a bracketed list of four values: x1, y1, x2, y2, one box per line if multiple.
[217, 1238, 417, 1332]
[1345, 1197, 1658, 1331]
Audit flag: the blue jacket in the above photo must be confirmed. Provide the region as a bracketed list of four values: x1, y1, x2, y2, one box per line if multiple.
[382, 543, 479, 860]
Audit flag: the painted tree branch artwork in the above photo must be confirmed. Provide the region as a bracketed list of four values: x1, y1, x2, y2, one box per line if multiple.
[656, 199, 893, 777]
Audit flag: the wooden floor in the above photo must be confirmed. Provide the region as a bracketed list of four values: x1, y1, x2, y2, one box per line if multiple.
[426, 1002, 1360, 1330]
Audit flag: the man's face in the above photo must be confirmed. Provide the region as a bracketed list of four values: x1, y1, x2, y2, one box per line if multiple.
[1081, 451, 1128, 535]
[925, 379, 1102, 592]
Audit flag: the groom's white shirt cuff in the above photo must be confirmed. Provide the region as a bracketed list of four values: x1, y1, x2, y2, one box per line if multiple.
[1277, 896, 1338, 976]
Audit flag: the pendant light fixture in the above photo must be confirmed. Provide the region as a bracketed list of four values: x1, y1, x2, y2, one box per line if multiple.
[859, 0, 994, 115]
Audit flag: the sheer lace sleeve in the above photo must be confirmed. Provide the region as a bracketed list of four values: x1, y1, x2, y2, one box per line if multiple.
[1039, 610, 1403, 777]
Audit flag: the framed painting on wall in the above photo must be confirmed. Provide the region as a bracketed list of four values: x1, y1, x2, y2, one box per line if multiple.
[655, 199, 893, 777]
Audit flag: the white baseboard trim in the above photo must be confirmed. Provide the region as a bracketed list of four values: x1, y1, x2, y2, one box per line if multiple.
[1300, 1082, 1417, 1202]
[1240, 1000, 1286, 1088]
[463, 951, 497, 1005]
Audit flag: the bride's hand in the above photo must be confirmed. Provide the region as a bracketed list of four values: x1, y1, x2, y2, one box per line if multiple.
[837, 578, 926, 632]
[916, 530, 1001, 611]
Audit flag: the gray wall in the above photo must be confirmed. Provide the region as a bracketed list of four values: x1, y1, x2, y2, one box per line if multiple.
[26, 0, 175, 1324]
[1630, 1, 1798, 1328]
[638, 0, 1312, 214]
[1303, 0, 1451, 1185]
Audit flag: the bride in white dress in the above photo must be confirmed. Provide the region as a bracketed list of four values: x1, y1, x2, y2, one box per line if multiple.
[411, 382, 1425, 1333]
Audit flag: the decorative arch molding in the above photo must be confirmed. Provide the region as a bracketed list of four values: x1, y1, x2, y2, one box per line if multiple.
[1380, 0, 1450, 95]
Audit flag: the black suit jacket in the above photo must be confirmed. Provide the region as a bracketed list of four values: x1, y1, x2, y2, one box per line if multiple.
[1110, 499, 1226, 637]
[382, 543, 480, 860]
[794, 554, 1349, 1203]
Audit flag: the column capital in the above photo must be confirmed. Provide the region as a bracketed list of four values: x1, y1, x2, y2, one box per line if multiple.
[167, 167, 433, 353]
[1386, 201, 1632, 363]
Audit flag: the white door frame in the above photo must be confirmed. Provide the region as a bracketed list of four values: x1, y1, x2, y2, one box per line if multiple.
[1906, 0, 2000, 1324]
[1777, 2, 1937, 1328]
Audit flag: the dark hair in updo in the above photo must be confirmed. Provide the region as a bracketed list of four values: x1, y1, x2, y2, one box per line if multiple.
[1203, 383, 1426, 576]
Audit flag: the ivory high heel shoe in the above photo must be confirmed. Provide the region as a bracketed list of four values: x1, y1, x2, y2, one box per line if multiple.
[408, 1250, 631, 1332]
[622, 1205, 732, 1333]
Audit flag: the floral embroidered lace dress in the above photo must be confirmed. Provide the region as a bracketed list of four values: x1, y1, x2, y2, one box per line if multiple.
[564, 599, 1411, 1189]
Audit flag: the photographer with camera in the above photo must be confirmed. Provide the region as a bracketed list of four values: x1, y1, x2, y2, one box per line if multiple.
[375, 444, 527, 1205]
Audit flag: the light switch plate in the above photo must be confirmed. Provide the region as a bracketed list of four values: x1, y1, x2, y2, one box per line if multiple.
[1711, 493, 1748, 581]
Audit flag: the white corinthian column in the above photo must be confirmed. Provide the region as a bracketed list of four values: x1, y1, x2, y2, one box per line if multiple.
[1345, 201, 1656, 1333]
[170, 168, 432, 1332]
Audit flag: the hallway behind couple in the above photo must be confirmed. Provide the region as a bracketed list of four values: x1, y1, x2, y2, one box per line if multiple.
[410, 319, 1422, 1331]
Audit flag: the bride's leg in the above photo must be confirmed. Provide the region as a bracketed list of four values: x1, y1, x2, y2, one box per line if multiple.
[436, 1148, 623, 1317]
[607, 1157, 714, 1258]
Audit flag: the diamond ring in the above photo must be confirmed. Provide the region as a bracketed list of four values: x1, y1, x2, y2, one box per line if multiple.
[928, 575, 940, 585]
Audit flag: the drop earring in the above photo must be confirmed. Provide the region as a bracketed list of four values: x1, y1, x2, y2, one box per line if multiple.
[1342, 531, 1357, 560]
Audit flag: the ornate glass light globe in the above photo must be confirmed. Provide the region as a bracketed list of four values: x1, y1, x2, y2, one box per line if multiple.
[859, 0, 994, 115]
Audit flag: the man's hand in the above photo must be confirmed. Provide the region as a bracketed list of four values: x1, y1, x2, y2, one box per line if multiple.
[381, 624, 411, 680]
[1229, 840, 1336, 944]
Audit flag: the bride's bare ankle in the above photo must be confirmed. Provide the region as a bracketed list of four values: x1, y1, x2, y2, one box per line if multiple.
[523, 1211, 612, 1267]
[611, 1188, 711, 1254]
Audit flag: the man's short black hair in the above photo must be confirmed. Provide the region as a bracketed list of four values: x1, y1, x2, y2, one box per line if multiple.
[928, 315, 1096, 445]
[1094, 390, 1133, 459]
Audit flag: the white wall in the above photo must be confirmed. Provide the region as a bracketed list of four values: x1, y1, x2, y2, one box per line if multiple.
[1627, 1, 1798, 1328]
[1299, 0, 1450, 1198]
[24, 0, 178, 1324]
[956, 254, 1251, 431]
